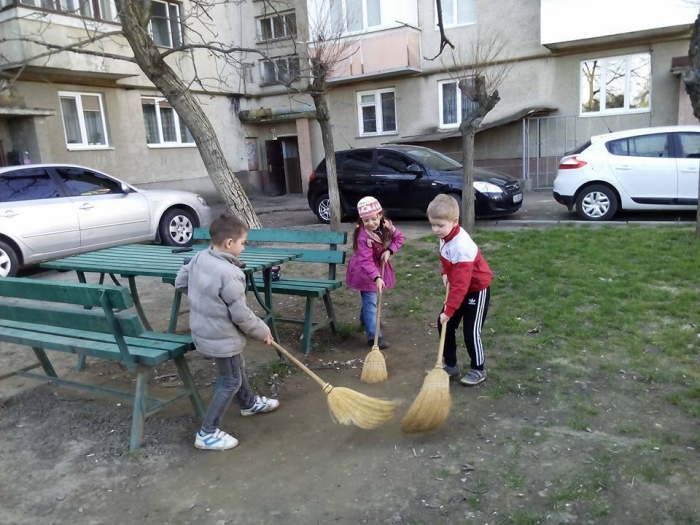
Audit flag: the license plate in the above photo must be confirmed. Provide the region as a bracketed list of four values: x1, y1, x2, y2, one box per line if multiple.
[513, 193, 523, 203]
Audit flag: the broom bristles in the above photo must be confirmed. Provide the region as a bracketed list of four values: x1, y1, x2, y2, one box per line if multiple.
[400, 367, 452, 433]
[326, 386, 400, 429]
[360, 346, 388, 383]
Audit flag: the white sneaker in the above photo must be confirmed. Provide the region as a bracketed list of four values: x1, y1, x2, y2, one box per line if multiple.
[194, 429, 239, 450]
[240, 396, 280, 416]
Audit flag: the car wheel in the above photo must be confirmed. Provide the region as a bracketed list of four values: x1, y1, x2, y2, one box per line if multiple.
[159, 208, 196, 246]
[0, 240, 19, 277]
[575, 185, 618, 221]
[314, 194, 331, 224]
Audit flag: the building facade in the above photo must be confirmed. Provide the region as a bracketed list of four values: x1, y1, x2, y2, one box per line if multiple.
[239, 0, 697, 192]
[0, 0, 696, 196]
[0, 0, 248, 197]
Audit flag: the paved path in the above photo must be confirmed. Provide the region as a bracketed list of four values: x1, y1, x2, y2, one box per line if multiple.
[231, 190, 698, 227]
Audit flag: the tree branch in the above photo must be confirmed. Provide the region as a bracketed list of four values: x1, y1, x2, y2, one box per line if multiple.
[425, 0, 454, 61]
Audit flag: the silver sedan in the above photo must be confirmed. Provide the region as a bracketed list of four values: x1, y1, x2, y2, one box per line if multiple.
[0, 164, 212, 276]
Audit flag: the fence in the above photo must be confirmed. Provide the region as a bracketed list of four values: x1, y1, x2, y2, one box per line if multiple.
[522, 115, 578, 188]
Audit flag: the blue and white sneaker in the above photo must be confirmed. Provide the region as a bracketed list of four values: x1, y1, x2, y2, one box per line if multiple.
[460, 369, 486, 386]
[443, 364, 460, 380]
[194, 428, 238, 451]
[240, 396, 280, 417]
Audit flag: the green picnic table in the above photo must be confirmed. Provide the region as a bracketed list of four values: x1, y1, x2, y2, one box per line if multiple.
[41, 243, 300, 343]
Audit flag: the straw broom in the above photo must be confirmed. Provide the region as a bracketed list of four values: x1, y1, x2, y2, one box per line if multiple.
[400, 285, 452, 433]
[270, 341, 400, 429]
[361, 263, 388, 383]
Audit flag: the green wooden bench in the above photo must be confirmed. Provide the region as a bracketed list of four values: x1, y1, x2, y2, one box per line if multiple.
[0, 277, 205, 451]
[193, 227, 347, 354]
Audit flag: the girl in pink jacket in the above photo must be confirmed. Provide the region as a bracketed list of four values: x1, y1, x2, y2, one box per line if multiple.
[345, 196, 404, 349]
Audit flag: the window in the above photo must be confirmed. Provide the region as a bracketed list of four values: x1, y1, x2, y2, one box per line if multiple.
[0, 168, 60, 203]
[438, 80, 467, 128]
[18, 0, 118, 22]
[437, 0, 476, 27]
[357, 88, 396, 136]
[677, 133, 700, 158]
[260, 56, 300, 85]
[377, 151, 411, 174]
[58, 92, 109, 149]
[258, 11, 297, 42]
[141, 97, 194, 146]
[606, 134, 668, 158]
[56, 168, 122, 196]
[580, 53, 651, 116]
[339, 150, 373, 172]
[149, 0, 182, 48]
[329, 0, 381, 33]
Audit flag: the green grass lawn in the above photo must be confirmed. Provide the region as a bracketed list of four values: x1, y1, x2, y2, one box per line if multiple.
[389, 225, 700, 523]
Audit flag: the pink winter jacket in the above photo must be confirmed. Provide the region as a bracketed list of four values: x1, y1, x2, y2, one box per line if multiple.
[345, 225, 404, 292]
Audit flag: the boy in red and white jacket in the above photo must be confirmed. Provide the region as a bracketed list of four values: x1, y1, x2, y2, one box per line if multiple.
[427, 194, 493, 386]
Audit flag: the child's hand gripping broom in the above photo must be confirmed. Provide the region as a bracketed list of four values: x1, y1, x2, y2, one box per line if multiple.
[400, 284, 452, 433]
[361, 262, 388, 384]
[270, 340, 401, 429]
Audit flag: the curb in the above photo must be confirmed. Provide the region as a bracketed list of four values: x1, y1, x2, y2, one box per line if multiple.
[481, 219, 695, 228]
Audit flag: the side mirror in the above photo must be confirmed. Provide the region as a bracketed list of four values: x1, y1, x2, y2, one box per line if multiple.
[120, 182, 131, 194]
[406, 164, 422, 175]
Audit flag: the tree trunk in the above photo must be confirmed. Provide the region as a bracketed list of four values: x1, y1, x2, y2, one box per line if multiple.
[686, 11, 700, 236]
[460, 126, 476, 234]
[119, 0, 261, 228]
[458, 76, 500, 235]
[310, 72, 341, 231]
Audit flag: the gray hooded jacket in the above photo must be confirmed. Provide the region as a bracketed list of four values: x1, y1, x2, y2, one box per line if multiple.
[174, 247, 270, 358]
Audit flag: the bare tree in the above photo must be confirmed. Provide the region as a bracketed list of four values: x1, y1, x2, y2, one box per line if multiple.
[260, 0, 357, 231]
[0, 0, 264, 228]
[435, 30, 509, 233]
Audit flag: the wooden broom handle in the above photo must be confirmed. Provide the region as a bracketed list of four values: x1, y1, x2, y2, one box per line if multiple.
[373, 261, 386, 346]
[435, 283, 450, 366]
[271, 340, 328, 390]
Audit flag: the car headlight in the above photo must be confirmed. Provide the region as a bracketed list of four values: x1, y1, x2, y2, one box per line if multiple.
[196, 195, 208, 206]
[473, 182, 504, 196]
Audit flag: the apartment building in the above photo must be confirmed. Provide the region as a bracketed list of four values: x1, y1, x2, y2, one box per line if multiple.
[239, 0, 697, 192]
[0, 0, 696, 196]
[0, 0, 247, 196]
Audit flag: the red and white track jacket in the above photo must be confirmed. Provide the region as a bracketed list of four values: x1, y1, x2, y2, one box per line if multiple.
[439, 225, 493, 317]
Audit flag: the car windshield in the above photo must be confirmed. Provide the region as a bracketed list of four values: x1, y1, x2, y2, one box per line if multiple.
[402, 148, 462, 171]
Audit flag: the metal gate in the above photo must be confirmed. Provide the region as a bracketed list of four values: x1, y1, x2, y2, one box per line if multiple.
[522, 115, 578, 189]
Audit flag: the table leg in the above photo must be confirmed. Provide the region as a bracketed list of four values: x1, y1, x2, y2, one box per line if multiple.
[127, 276, 153, 331]
[75, 271, 88, 372]
[168, 290, 183, 333]
[246, 271, 283, 360]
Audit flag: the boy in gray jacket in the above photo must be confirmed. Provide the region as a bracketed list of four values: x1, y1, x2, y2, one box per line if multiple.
[175, 214, 279, 451]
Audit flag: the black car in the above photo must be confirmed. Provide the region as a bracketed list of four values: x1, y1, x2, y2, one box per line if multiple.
[306, 145, 523, 223]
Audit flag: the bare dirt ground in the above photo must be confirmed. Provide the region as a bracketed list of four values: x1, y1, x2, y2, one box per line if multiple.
[1, 210, 698, 525]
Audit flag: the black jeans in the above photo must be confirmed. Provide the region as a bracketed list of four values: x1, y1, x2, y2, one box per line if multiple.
[438, 287, 490, 371]
[200, 354, 256, 434]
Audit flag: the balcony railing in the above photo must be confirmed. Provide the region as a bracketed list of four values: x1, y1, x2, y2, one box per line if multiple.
[326, 25, 421, 84]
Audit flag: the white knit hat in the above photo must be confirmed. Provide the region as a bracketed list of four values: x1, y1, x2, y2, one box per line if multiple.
[357, 196, 382, 218]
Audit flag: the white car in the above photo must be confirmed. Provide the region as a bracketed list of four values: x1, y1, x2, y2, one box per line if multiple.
[553, 125, 700, 221]
[0, 164, 212, 276]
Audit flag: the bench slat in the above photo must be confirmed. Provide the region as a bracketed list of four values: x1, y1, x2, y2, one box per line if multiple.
[0, 277, 132, 309]
[0, 320, 193, 356]
[195, 227, 347, 245]
[0, 302, 144, 337]
[0, 326, 177, 366]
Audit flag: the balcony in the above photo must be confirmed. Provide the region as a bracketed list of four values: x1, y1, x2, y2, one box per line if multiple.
[540, 0, 695, 50]
[326, 25, 421, 84]
[0, 4, 142, 80]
